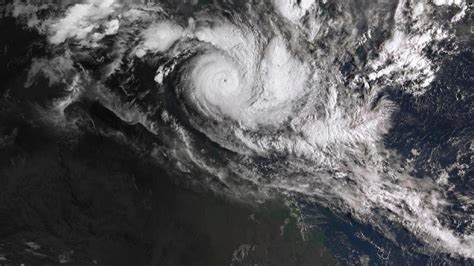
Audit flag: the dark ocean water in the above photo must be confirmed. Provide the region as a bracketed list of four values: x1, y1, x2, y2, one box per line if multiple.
[0, 21, 335, 265]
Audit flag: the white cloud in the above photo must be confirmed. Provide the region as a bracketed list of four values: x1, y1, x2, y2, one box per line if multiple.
[25, 55, 75, 87]
[273, 0, 314, 23]
[137, 21, 185, 56]
[49, 0, 118, 44]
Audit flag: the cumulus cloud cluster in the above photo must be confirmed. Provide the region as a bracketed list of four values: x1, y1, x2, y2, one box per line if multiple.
[49, 0, 119, 44]
[136, 21, 185, 57]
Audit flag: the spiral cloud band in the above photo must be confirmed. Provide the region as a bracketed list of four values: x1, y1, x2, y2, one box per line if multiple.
[187, 51, 247, 120]
[185, 31, 309, 129]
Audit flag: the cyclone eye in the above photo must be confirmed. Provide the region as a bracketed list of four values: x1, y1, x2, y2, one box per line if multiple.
[184, 51, 250, 120]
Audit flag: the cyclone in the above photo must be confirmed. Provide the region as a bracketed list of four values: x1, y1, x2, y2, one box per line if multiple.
[179, 18, 309, 130]
[186, 51, 247, 120]
[5, 0, 473, 263]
